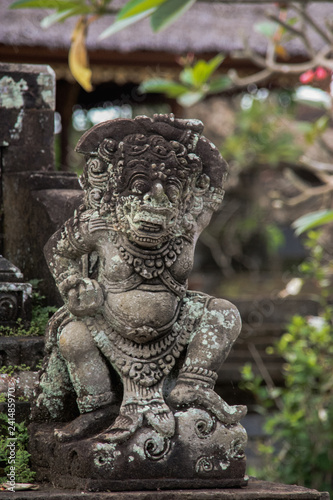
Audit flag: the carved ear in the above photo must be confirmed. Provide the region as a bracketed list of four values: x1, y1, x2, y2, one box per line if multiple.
[179, 130, 200, 152]
[195, 173, 210, 191]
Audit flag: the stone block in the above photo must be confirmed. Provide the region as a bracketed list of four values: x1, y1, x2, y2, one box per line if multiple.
[0, 478, 330, 499]
[0, 256, 32, 327]
[0, 337, 44, 369]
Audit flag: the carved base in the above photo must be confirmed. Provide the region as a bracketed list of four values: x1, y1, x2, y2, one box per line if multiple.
[29, 408, 247, 491]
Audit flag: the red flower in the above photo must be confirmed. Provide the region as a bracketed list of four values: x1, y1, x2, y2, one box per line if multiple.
[315, 67, 329, 80]
[299, 70, 315, 84]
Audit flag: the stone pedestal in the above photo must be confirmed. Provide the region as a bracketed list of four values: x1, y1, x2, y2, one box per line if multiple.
[29, 408, 247, 491]
[0, 478, 330, 499]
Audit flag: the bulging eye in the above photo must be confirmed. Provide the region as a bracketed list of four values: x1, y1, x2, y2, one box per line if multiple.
[166, 184, 181, 202]
[130, 178, 150, 194]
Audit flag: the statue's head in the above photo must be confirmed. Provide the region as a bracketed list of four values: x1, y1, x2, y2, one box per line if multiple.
[76, 115, 228, 247]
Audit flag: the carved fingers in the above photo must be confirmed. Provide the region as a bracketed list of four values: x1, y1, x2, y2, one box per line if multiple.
[67, 278, 104, 317]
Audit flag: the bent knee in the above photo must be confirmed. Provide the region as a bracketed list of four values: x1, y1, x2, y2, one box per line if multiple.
[59, 321, 93, 360]
[206, 298, 242, 340]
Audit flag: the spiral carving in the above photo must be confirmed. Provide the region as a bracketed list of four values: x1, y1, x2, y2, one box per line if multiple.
[144, 436, 171, 461]
[195, 413, 216, 438]
[195, 456, 214, 473]
[0, 294, 18, 322]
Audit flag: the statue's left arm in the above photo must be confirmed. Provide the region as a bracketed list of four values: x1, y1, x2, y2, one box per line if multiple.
[44, 215, 104, 316]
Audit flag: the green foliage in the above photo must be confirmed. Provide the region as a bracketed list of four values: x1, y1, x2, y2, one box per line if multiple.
[297, 115, 330, 144]
[116, 0, 165, 19]
[105, 0, 195, 36]
[221, 91, 302, 169]
[254, 20, 279, 38]
[0, 280, 57, 337]
[234, 209, 285, 256]
[240, 231, 333, 494]
[292, 210, 333, 236]
[99, 10, 151, 38]
[0, 365, 31, 377]
[150, 0, 195, 32]
[10, 0, 110, 28]
[139, 54, 232, 106]
[0, 414, 36, 484]
[254, 16, 298, 39]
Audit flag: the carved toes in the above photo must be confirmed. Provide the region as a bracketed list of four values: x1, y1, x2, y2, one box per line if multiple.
[96, 413, 143, 444]
[168, 383, 247, 424]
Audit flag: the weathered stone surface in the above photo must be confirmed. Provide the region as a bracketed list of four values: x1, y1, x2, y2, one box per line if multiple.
[0, 479, 330, 499]
[31, 114, 248, 488]
[0, 256, 32, 327]
[0, 371, 38, 401]
[3, 171, 82, 304]
[0, 63, 55, 169]
[29, 408, 247, 490]
[0, 63, 85, 301]
[0, 337, 44, 369]
[0, 402, 31, 423]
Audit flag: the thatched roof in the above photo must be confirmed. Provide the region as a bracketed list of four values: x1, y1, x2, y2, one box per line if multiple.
[0, 1, 331, 83]
[1, 1, 331, 55]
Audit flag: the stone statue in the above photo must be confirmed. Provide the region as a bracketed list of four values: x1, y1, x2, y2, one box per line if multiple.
[31, 115, 247, 490]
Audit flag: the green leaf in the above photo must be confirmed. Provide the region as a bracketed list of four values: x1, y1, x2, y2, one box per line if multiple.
[138, 78, 189, 98]
[254, 20, 278, 38]
[207, 75, 232, 93]
[292, 210, 333, 235]
[287, 16, 299, 26]
[99, 10, 154, 39]
[151, 0, 196, 32]
[178, 90, 204, 107]
[41, 7, 90, 28]
[10, 0, 80, 8]
[314, 115, 329, 133]
[192, 54, 225, 86]
[116, 0, 165, 20]
[179, 67, 195, 87]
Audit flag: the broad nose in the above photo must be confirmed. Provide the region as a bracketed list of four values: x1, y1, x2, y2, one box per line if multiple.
[144, 182, 168, 203]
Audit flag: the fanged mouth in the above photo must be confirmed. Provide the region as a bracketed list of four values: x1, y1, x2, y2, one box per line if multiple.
[139, 221, 163, 234]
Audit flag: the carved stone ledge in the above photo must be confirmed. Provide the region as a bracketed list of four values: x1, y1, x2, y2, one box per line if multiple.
[0, 478, 329, 499]
[29, 408, 247, 491]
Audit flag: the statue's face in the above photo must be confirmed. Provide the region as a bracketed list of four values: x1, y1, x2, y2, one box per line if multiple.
[116, 140, 186, 248]
[83, 133, 210, 247]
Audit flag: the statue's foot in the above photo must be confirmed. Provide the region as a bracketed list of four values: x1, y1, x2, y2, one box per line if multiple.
[96, 412, 143, 443]
[54, 405, 115, 442]
[145, 402, 175, 438]
[168, 383, 247, 424]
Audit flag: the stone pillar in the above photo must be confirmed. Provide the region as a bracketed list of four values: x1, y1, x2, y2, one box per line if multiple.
[0, 62, 55, 264]
[0, 63, 83, 304]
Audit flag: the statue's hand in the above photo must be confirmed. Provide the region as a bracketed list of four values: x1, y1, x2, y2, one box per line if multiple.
[67, 278, 104, 317]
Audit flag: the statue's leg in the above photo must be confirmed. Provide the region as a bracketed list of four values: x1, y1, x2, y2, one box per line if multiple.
[97, 378, 175, 444]
[54, 320, 115, 441]
[168, 297, 247, 424]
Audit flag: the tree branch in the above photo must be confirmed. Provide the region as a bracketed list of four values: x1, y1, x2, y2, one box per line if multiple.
[228, 67, 274, 86]
[248, 343, 284, 412]
[267, 12, 315, 58]
[291, 2, 333, 44]
[300, 156, 333, 175]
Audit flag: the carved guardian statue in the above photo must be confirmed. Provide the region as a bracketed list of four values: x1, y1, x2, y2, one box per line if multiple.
[30, 115, 248, 490]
